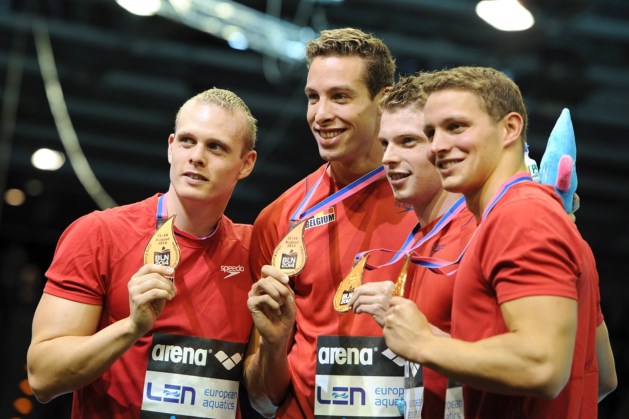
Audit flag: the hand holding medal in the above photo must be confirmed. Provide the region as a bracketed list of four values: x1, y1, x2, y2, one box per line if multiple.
[333, 253, 411, 313]
[270, 219, 308, 277]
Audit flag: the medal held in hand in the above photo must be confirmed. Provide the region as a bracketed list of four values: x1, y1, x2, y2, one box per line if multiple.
[392, 254, 412, 297]
[333, 255, 369, 313]
[143, 215, 181, 280]
[271, 219, 308, 277]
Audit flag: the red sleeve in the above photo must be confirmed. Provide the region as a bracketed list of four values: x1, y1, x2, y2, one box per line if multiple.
[44, 212, 108, 305]
[480, 195, 582, 304]
[249, 200, 284, 282]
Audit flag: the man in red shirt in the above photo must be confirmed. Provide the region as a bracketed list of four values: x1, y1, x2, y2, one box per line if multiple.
[244, 28, 417, 418]
[27, 88, 258, 419]
[382, 66, 616, 418]
[350, 74, 475, 419]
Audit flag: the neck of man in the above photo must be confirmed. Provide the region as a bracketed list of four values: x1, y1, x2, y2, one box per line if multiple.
[165, 187, 226, 238]
[467, 159, 528, 224]
[413, 190, 463, 227]
[328, 148, 384, 187]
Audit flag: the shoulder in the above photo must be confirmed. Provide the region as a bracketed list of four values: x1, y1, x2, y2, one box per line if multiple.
[492, 182, 569, 225]
[61, 195, 157, 239]
[219, 215, 253, 248]
[255, 164, 327, 223]
[482, 182, 584, 254]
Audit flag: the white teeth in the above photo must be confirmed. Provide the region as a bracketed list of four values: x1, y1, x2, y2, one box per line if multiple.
[388, 173, 408, 180]
[319, 130, 342, 139]
[439, 161, 457, 169]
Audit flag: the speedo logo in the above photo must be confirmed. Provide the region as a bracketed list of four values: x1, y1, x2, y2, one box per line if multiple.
[318, 346, 376, 366]
[305, 208, 335, 230]
[221, 265, 244, 278]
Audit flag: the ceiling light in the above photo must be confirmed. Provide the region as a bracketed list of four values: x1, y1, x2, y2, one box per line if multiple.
[476, 0, 535, 31]
[225, 28, 249, 51]
[4, 188, 26, 206]
[31, 148, 65, 171]
[116, 0, 162, 16]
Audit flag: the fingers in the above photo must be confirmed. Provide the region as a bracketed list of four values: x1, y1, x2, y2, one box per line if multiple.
[349, 281, 394, 308]
[260, 265, 290, 285]
[572, 193, 580, 214]
[127, 264, 177, 336]
[248, 266, 294, 317]
[129, 264, 176, 306]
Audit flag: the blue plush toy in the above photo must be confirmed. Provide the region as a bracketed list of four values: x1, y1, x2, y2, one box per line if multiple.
[537, 108, 578, 214]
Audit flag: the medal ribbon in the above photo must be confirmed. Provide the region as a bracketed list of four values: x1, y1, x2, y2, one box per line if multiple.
[156, 193, 218, 240]
[409, 173, 532, 274]
[156, 193, 168, 225]
[355, 196, 467, 270]
[290, 164, 386, 222]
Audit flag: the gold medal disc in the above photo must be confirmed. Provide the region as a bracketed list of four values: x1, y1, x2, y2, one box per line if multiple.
[271, 219, 308, 277]
[333, 255, 369, 313]
[392, 254, 412, 297]
[143, 215, 181, 278]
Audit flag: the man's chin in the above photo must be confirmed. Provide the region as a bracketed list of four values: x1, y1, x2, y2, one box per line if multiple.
[393, 191, 412, 204]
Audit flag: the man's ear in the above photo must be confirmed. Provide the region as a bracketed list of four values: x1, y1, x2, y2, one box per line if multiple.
[167, 133, 175, 164]
[238, 150, 257, 180]
[503, 112, 524, 148]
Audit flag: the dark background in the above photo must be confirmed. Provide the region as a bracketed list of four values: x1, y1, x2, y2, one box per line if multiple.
[1, 0, 627, 417]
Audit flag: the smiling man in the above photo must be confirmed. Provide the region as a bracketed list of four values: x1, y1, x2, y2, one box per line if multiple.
[244, 28, 417, 418]
[382, 66, 616, 418]
[350, 74, 476, 419]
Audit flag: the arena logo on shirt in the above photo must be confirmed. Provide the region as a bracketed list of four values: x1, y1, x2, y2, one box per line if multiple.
[318, 345, 375, 366]
[151, 344, 244, 370]
[152, 343, 210, 366]
[305, 208, 336, 230]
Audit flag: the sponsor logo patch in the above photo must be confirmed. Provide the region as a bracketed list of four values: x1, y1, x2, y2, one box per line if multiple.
[305, 208, 336, 230]
[220, 265, 244, 279]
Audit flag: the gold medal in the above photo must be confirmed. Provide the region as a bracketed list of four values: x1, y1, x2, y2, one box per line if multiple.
[143, 215, 181, 279]
[271, 219, 307, 277]
[333, 255, 369, 313]
[392, 254, 412, 297]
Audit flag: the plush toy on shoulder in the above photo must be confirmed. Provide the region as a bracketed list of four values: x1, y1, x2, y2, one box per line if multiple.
[526, 108, 578, 214]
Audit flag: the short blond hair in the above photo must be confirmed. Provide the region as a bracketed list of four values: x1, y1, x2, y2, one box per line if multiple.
[176, 88, 257, 153]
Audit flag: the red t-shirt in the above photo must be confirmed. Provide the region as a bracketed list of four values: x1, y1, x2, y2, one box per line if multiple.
[44, 194, 254, 419]
[451, 180, 602, 418]
[406, 206, 476, 419]
[250, 164, 417, 418]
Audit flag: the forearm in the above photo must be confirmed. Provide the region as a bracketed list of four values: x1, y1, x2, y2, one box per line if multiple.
[244, 338, 291, 417]
[596, 321, 617, 401]
[27, 317, 140, 403]
[418, 332, 571, 398]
